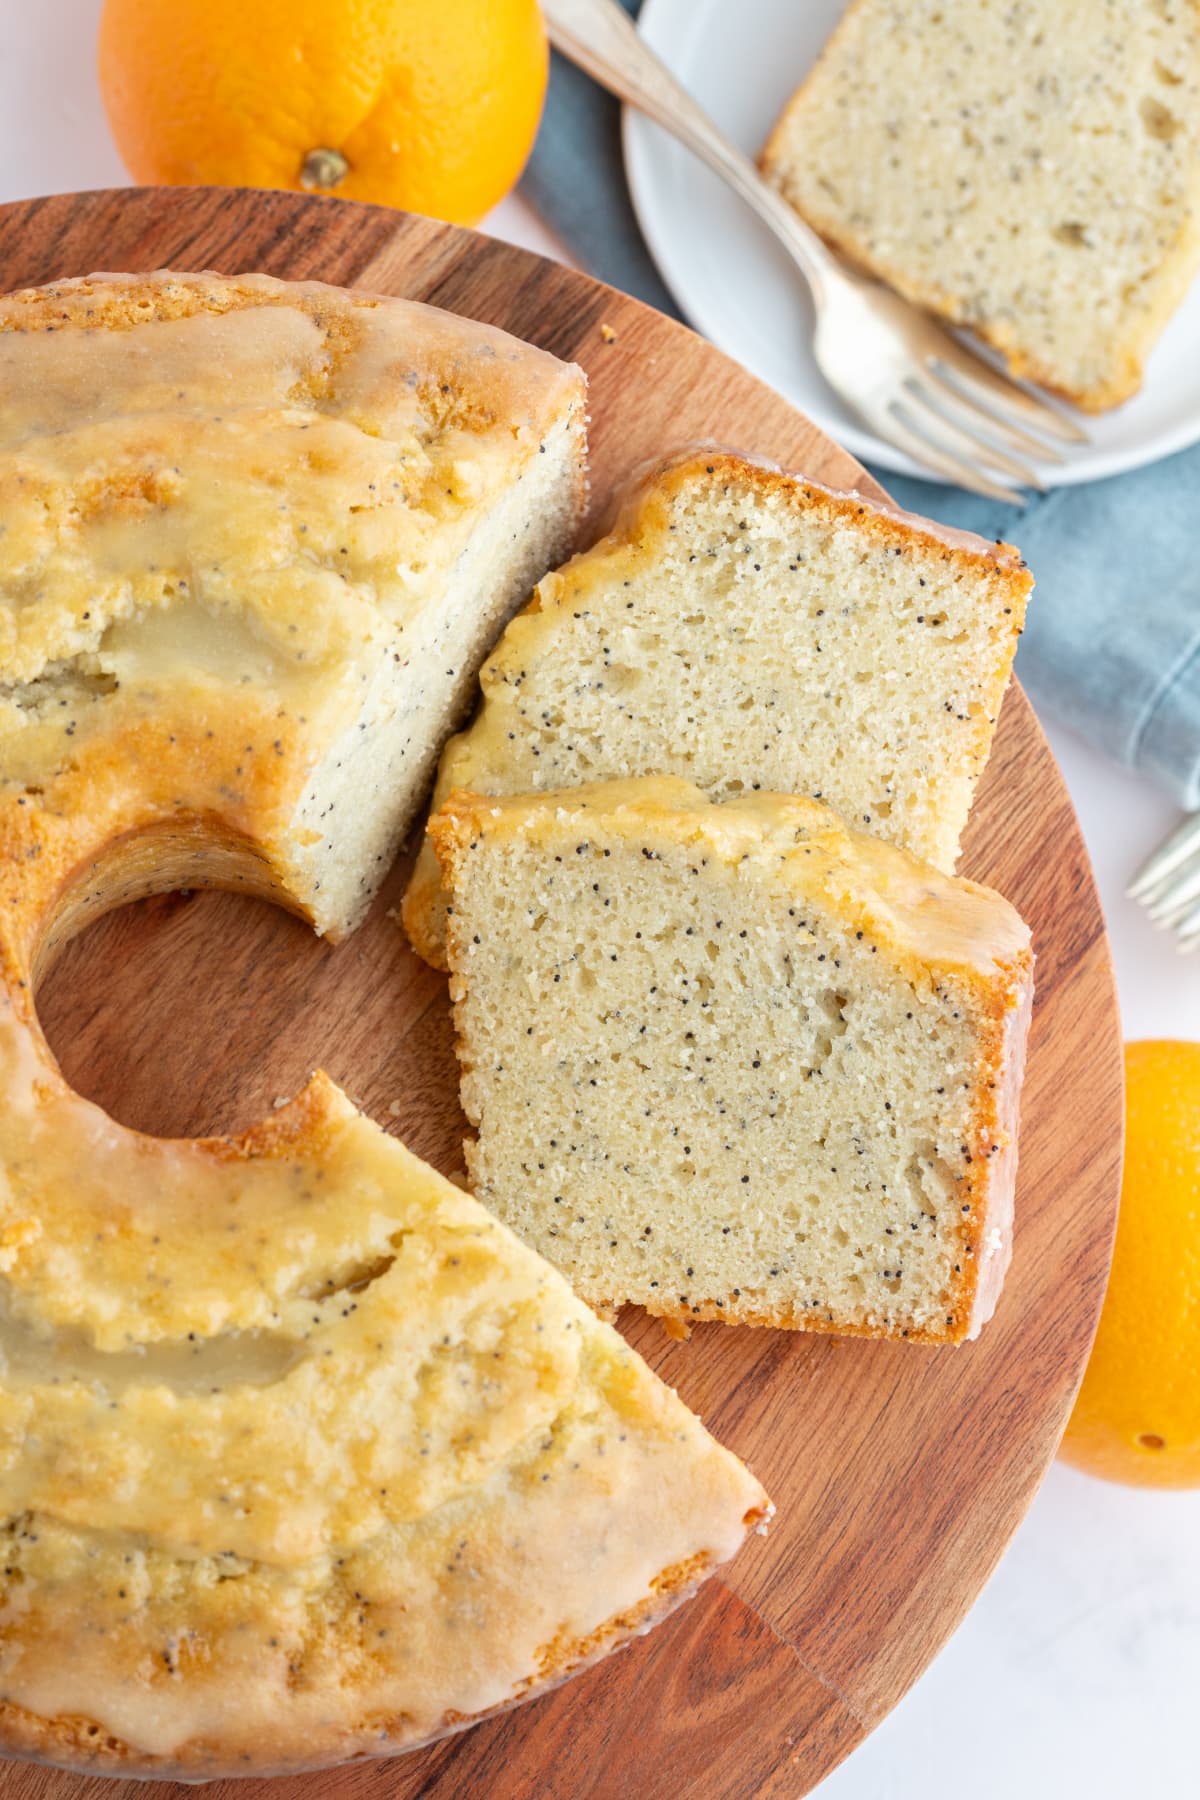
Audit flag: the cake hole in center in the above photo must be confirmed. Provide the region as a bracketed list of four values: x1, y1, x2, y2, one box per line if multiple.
[36, 876, 452, 1146]
[38, 889, 337, 1138]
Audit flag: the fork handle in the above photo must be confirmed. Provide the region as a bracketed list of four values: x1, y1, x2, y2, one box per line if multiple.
[542, 0, 838, 306]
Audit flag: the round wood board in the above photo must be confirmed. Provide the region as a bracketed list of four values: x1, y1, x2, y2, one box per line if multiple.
[0, 189, 1122, 1800]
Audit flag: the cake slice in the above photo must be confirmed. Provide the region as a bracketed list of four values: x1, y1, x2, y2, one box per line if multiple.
[760, 0, 1200, 410]
[432, 777, 1033, 1345]
[404, 449, 1030, 967]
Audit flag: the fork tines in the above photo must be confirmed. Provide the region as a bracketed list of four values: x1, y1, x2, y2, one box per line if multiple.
[1128, 812, 1200, 951]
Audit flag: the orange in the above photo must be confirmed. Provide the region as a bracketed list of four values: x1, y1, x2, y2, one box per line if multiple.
[97, 0, 547, 226]
[1060, 1039, 1200, 1488]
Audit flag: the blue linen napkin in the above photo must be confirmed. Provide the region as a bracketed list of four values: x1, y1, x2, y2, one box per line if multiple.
[521, 2, 1200, 808]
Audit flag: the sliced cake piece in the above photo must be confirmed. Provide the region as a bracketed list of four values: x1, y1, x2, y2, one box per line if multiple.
[404, 449, 1030, 966]
[432, 777, 1033, 1345]
[760, 0, 1200, 410]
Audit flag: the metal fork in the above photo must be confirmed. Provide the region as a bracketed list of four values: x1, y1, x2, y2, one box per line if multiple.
[543, 0, 1089, 504]
[1128, 814, 1200, 950]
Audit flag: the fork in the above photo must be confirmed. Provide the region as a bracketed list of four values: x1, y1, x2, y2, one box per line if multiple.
[1128, 814, 1200, 951]
[542, 0, 1089, 504]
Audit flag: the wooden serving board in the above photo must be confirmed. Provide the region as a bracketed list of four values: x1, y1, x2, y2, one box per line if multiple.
[0, 190, 1122, 1800]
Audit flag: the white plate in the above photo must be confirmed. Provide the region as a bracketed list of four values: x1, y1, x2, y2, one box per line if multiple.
[624, 0, 1200, 486]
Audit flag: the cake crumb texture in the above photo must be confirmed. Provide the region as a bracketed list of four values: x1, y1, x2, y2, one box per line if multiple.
[761, 0, 1200, 410]
[433, 776, 1033, 1346]
[404, 448, 1030, 966]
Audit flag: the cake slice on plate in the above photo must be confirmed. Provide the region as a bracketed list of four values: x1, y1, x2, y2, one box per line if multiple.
[404, 449, 1030, 966]
[432, 776, 1033, 1345]
[760, 0, 1200, 409]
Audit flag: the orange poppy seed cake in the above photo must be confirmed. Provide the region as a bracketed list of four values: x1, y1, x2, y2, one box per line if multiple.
[432, 777, 1034, 1345]
[0, 1078, 768, 1778]
[760, 0, 1200, 410]
[0, 271, 770, 1777]
[404, 449, 1031, 969]
[0, 268, 587, 939]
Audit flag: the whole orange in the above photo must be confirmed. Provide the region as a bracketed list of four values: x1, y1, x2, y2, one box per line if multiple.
[1060, 1039, 1200, 1488]
[97, 0, 548, 226]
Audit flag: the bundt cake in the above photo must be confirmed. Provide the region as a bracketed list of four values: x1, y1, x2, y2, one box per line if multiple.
[0, 273, 767, 1777]
[0, 268, 586, 939]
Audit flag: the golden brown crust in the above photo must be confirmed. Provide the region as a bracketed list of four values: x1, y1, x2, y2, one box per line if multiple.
[753, 190, 1146, 413]
[401, 846, 453, 969]
[432, 778, 1033, 985]
[602, 446, 1030, 573]
[958, 959, 1033, 1336]
[0, 1548, 762, 1781]
[0, 266, 588, 935]
[0, 267, 586, 418]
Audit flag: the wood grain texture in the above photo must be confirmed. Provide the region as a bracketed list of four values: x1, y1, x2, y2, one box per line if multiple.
[0, 189, 1123, 1799]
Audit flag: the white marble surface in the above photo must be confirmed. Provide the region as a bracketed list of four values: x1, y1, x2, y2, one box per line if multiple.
[4, 6, 1200, 1793]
